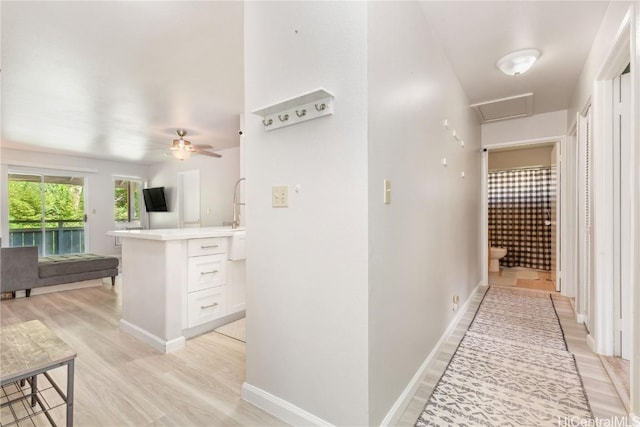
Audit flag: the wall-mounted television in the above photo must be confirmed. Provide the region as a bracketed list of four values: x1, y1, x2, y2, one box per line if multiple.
[142, 187, 168, 212]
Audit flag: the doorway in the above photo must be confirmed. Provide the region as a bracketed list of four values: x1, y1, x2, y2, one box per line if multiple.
[178, 169, 201, 228]
[7, 171, 87, 255]
[482, 139, 562, 293]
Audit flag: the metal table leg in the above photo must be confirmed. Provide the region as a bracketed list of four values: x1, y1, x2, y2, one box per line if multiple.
[66, 359, 74, 427]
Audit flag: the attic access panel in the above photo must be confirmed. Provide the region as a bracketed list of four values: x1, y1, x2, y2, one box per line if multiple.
[471, 93, 534, 123]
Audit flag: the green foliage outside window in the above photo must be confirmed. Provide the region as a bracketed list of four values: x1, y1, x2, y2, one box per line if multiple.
[8, 180, 85, 229]
[114, 180, 141, 222]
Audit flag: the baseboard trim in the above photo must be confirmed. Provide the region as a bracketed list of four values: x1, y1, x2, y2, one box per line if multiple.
[119, 319, 185, 354]
[379, 281, 484, 427]
[586, 333, 597, 353]
[183, 310, 245, 339]
[575, 313, 585, 324]
[241, 382, 333, 426]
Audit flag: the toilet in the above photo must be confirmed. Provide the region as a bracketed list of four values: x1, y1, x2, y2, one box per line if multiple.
[489, 247, 507, 272]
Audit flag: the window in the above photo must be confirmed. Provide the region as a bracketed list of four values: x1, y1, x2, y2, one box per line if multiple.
[8, 172, 86, 255]
[114, 179, 141, 223]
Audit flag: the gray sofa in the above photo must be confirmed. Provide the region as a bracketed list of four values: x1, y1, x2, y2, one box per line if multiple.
[0, 246, 119, 297]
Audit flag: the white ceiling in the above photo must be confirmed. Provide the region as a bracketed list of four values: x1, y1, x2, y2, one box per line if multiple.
[1, 2, 610, 164]
[420, 1, 609, 116]
[1, 1, 244, 164]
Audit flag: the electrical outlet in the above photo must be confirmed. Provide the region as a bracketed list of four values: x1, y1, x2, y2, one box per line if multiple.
[452, 295, 459, 311]
[272, 185, 288, 207]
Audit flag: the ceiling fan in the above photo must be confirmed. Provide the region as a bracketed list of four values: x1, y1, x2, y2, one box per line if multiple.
[170, 129, 222, 160]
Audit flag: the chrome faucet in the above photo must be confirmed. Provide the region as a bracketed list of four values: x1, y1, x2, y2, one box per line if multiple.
[232, 177, 246, 229]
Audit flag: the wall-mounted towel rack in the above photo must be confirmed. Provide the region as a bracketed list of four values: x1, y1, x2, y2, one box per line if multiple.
[252, 88, 334, 131]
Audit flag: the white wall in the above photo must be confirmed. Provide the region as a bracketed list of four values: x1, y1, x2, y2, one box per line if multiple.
[367, 2, 481, 424]
[0, 148, 149, 255]
[147, 147, 240, 229]
[244, 2, 369, 425]
[244, 2, 482, 425]
[567, 1, 634, 130]
[481, 110, 567, 147]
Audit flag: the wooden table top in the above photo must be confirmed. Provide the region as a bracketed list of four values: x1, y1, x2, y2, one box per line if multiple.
[1, 320, 77, 383]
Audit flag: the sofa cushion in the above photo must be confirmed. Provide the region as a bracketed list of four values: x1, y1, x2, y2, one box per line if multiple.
[38, 253, 119, 278]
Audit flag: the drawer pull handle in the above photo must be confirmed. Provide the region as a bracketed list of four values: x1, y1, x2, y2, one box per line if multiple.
[201, 303, 219, 310]
[201, 270, 219, 275]
[201, 244, 219, 249]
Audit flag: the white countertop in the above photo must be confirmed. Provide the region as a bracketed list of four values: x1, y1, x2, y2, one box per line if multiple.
[107, 227, 246, 241]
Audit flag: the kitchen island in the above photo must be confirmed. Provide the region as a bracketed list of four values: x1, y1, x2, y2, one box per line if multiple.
[106, 227, 246, 353]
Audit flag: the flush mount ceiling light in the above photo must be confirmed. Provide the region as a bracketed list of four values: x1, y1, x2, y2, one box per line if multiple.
[497, 49, 541, 76]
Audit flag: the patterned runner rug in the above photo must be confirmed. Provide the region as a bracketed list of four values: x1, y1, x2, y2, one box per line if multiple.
[415, 286, 592, 426]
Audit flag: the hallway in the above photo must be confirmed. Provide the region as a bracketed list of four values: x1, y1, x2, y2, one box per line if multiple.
[397, 286, 628, 426]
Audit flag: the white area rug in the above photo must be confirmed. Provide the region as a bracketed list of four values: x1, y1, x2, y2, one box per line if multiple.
[416, 286, 592, 426]
[214, 317, 245, 342]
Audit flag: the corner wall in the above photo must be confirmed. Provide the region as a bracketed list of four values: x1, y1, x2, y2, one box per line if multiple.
[243, 2, 370, 425]
[367, 3, 481, 423]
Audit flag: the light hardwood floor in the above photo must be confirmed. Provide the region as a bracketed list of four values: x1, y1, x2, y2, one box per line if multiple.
[1, 282, 628, 426]
[0, 279, 286, 427]
[397, 286, 628, 426]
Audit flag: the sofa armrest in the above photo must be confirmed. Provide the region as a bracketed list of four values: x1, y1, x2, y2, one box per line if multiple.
[0, 246, 39, 292]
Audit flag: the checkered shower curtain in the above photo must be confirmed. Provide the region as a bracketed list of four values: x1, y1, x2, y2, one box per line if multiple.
[488, 167, 552, 271]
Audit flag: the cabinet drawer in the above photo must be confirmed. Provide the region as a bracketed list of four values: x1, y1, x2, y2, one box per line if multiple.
[187, 287, 226, 327]
[188, 237, 227, 257]
[188, 254, 226, 292]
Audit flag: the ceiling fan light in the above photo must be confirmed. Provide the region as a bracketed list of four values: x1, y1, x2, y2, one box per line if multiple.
[173, 150, 191, 161]
[497, 49, 540, 76]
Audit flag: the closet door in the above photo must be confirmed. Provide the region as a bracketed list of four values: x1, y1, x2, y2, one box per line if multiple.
[576, 108, 592, 329]
[613, 72, 631, 360]
[178, 169, 201, 228]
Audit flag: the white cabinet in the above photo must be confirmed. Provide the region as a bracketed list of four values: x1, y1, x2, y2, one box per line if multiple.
[186, 237, 229, 328]
[109, 227, 247, 353]
[187, 287, 227, 327]
[187, 255, 227, 292]
[185, 236, 243, 329]
[188, 237, 228, 257]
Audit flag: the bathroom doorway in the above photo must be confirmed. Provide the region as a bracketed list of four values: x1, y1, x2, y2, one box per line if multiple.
[482, 139, 562, 293]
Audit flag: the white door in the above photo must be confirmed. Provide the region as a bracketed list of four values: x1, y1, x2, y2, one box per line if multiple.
[550, 144, 560, 291]
[613, 72, 631, 360]
[576, 108, 592, 328]
[178, 170, 201, 228]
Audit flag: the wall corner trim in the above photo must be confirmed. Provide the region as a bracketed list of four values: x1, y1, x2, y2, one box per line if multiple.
[379, 282, 484, 426]
[241, 382, 334, 427]
[119, 319, 185, 354]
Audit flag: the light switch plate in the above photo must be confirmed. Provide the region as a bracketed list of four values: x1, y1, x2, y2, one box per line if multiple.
[383, 179, 391, 204]
[272, 185, 288, 207]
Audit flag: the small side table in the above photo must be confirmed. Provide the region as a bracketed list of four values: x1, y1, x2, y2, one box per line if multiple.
[1, 320, 77, 426]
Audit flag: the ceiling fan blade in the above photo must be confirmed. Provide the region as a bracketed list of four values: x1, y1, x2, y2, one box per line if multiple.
[194, 148, 222, 158]
[192, 144, 213, 150]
